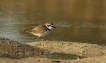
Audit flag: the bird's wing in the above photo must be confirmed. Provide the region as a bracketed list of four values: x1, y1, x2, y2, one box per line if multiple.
[31, 25, 48, 33]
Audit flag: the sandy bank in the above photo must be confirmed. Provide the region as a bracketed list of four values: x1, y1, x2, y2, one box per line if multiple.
[0, 40, 106, 63]
[27, 41, 106, 57]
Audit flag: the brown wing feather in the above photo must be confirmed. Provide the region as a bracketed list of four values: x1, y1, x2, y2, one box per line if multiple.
[31, 25, 48, 33]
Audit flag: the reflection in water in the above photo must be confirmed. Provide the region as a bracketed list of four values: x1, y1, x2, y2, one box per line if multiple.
[0, 0, 106, 44]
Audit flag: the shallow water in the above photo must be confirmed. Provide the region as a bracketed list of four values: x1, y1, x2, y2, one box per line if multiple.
[22, 53, 86, 60]
[0, 0, 106, 44]
[46, 53, 86, 59]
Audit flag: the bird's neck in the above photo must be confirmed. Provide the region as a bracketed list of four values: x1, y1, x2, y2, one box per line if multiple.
[47, 27, 53, 31]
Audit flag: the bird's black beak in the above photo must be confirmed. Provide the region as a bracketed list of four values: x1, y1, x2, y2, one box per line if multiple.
[52, 26, 56, 28]
[53, 26, 56, 28]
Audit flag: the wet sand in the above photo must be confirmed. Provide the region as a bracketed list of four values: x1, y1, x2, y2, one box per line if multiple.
[0, 40, 106, 63]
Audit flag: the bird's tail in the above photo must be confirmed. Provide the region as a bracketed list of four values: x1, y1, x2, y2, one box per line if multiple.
[25, 30, 32, 33]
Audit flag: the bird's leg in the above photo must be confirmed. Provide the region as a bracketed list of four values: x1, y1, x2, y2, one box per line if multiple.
[36, 36, 40, 40]
[41, 39, 44, 41]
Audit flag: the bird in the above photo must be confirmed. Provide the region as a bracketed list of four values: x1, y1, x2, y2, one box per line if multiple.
[26, 22, 56, 40]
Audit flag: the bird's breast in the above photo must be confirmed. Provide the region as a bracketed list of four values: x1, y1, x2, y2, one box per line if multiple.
[33, 30, 51, 37]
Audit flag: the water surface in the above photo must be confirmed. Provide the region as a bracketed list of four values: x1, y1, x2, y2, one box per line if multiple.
[0, 0, 106, 44]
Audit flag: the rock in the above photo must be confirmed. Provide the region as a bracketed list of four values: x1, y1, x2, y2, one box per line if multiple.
[0, 37, 49, 59]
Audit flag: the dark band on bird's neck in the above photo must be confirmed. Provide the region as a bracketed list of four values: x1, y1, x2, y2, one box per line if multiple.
[47, 28, 51, 31]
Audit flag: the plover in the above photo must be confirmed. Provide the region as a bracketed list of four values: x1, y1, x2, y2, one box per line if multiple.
[26, 22, 56, 40]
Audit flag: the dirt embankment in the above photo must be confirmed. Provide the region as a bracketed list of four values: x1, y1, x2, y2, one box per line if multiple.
[27, 41, 106, 57]
[0, 37, 48, 59]
[0, 38, 106, 63]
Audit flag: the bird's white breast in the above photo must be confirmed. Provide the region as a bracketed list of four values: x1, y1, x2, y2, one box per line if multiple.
[33, 30, 51, 37]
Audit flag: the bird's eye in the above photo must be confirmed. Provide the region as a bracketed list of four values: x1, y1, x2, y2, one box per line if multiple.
[51, 23, 53, 25]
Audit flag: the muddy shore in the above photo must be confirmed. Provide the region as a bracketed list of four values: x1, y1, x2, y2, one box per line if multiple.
[0, 39, 106, 63]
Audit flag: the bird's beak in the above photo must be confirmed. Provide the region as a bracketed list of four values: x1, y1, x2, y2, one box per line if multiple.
[53, 26, 56, 28]
[52, 26, 56, 28]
